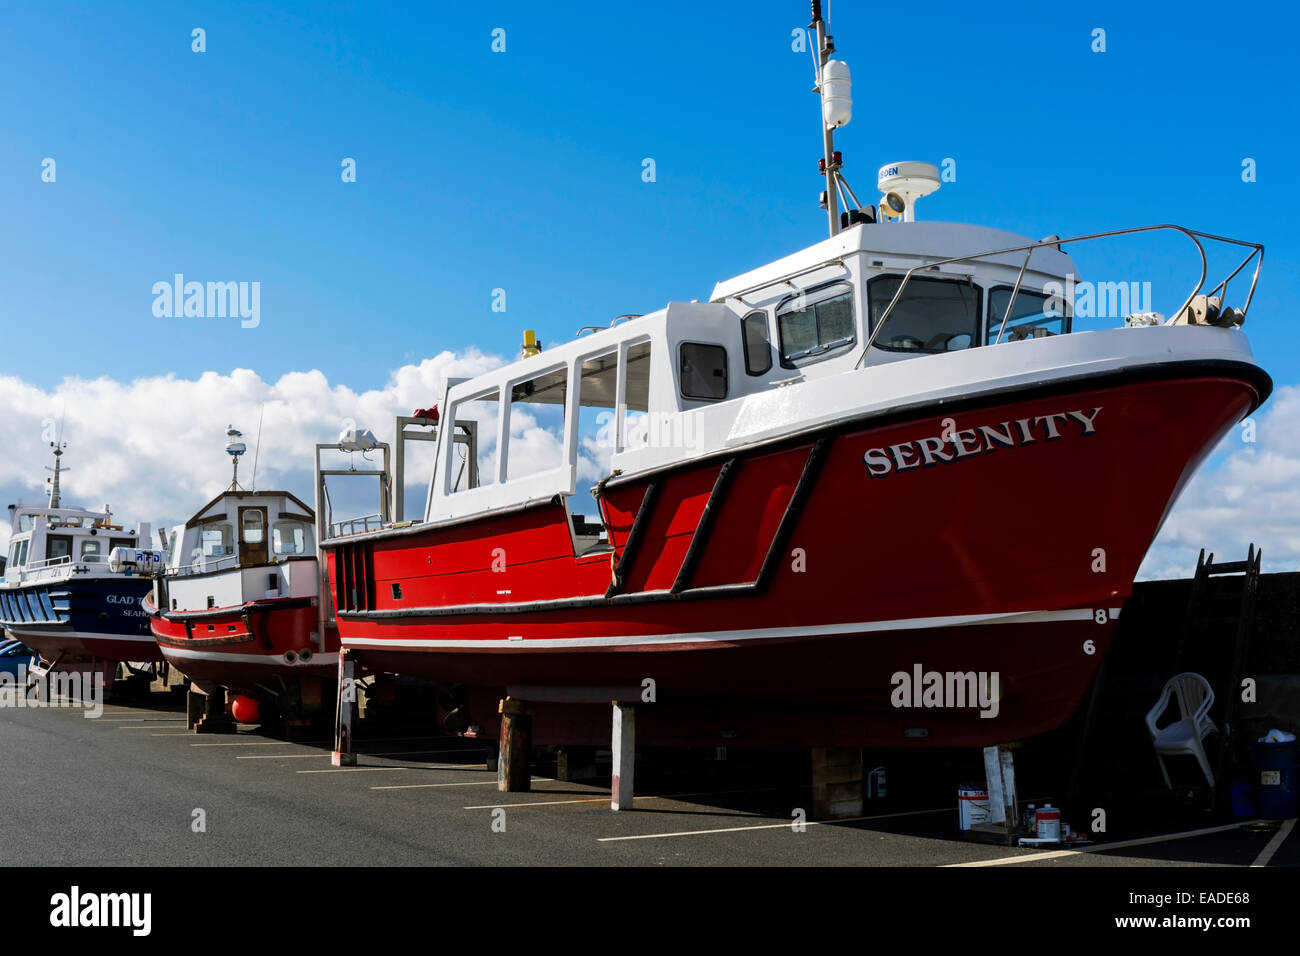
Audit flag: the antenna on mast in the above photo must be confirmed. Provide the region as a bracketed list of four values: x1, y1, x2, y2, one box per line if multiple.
[250, 404, 265, 492]
[45, 441, 68, 509]
[810, 0, 855, 238]
[44, 412, 69, 509]
[225, 425, 248, 491]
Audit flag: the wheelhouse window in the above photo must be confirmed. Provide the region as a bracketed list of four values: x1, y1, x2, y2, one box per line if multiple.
[201, 524, 233, 557]
[557, 349, 617, 536]
[505, 366, 568, 482]
[272, 521, 308, 556]
[987, 287, 1070, 343]
[241, 508, 265, 544]
[447, 389, 500, 492]
[79, 539, 102, 562]
[868, 275, 981, 354]
[777, 283, 855, 365]
[620, 341, 653, 452]
[679, 343, 728, 401]
[47, 535, 72, 561]
[741, 311, 772, 375]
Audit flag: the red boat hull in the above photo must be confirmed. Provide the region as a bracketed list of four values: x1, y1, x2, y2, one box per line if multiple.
[326, 367, 1265, 746]
[146, 596, 338, 695]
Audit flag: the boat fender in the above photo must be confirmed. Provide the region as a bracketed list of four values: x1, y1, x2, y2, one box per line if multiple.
[231, 695, 260, 724]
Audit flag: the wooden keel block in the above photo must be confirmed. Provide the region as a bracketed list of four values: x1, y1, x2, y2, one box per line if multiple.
[811, 746, 864, 819]
[186, 688, 204, 732]
[556, 746, 599, 782]
[498, 696, 531, 717]
[498, 701, 533, 792]
[194, 686, 236, 735]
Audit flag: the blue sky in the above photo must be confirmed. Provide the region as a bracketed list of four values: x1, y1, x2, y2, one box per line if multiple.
[1, 1, 1298, 577]
[2, 0, 1297, 391]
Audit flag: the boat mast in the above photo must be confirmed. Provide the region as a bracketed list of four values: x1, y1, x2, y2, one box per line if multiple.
[46, 441, 66, 509]
[226, 426, 247, 491]
[811, 0, 839, 238]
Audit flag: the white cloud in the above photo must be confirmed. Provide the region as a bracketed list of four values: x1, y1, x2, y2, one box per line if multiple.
[1138, 383, 1300, 580]
[0, 351, 501, 547]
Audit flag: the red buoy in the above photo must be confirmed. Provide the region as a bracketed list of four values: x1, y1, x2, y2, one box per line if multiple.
[231, 695, 260, 724]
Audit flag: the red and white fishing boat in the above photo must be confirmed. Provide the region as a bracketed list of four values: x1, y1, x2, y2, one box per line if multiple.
[317, 7, 1270, 748]
[144, 428, 338, 727]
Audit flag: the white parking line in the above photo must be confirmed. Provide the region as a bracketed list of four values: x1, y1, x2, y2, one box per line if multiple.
[372, 780, 505, 791]
[191, 740, 328, 747]
[597, 806, 950, 842]
[467, 783, 804, 810]
[1250, 818, 1295, 867]
[238, 748, 487, 760]
[297, 767, 412, 774]
[945, 820, 1265, 867]
[468, 796, 611, 809]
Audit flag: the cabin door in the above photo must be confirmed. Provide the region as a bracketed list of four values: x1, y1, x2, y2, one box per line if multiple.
[238, 507, 268, 565]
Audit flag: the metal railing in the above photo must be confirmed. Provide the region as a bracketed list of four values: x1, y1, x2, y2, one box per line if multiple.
[330, 513, 385, 538]
[8, 552, 110, 584]
[854, 224, 1265, 368]
[25, 554, 73, 571]
[171, 552, 241, 578]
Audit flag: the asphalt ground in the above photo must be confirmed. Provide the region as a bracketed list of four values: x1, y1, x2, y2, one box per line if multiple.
[1, 695, 1296, 868]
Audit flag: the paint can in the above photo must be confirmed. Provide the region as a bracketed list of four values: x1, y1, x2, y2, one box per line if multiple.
[1035, 803, 1061, 841]
[958, 784, 989, 830]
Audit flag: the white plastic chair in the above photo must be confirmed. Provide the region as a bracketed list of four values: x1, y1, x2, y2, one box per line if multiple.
[1146, 672, 1218, 788]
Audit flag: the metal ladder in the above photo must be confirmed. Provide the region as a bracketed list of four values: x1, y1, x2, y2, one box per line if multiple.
[1174, 545, 1262, 809]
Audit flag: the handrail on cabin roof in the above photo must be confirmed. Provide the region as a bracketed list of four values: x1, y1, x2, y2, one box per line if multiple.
[853, 224, 1263, 369]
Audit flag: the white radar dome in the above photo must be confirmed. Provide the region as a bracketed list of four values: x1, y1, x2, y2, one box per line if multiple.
[877, 161, 941, 222]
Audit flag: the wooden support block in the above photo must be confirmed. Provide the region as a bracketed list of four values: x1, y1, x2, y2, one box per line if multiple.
[332, 650, 357, 766]
[498, 699, 532, 792]
[186, 688, 204, 731]
[611, 703, 635, 811]
[556, 746, 599, 782]
[499, 697, 531, 717]
[812, 746, 864, 819]
[194, 686, 236, 734]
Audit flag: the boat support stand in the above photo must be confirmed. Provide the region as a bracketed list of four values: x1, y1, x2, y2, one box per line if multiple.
[498, 686, 642, 810]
